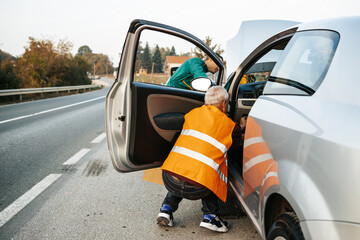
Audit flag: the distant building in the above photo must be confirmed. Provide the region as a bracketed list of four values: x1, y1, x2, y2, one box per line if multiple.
[163, 56, 191, 76]
[138, 68, 147, 76]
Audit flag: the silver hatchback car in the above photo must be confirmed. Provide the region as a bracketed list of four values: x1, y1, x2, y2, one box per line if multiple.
[106, 16, 360, 239]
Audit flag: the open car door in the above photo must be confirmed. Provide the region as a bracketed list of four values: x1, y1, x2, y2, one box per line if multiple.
[106, 20, 224, 172]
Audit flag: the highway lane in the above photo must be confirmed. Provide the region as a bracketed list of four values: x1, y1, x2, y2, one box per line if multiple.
[0, 82, 112, 213]
[0, 86, 107, 124]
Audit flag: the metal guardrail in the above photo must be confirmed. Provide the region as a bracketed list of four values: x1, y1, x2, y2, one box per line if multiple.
[0, 84, 102, 101]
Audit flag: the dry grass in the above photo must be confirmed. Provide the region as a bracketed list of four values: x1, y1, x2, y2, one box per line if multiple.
[134, 73, 169, 85]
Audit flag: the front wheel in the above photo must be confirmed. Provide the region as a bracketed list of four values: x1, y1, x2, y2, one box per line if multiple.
[267, 212, 304, 240]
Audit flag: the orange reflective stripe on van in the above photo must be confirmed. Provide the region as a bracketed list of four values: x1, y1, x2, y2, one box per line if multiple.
[243, 117, 279, 198]
[260, 162, 279, 200]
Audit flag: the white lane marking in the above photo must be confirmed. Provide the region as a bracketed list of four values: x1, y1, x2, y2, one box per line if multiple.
[0, 96, 105, 125]
[62, 148, 91, 166]
[0, 174, 62, 228]
[91, 133, 106, 143]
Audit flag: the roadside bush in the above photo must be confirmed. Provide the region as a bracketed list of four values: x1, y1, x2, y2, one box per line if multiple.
[0, 58, 20, 89]
[14, 37, 92, 89]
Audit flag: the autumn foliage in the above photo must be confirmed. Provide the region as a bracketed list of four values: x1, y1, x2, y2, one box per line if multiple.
[0, 37, 114, 90]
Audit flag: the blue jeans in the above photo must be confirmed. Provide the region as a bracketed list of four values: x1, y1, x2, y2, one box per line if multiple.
[161, 171, 219, 215]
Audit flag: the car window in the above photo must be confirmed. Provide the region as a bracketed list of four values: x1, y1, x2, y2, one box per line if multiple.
[133, 29, 220, 90]
[240, 39, 289, 85]
[264, 30, 340, 95]
[241, 49, 283, 84]
[231, 39, 291, 122]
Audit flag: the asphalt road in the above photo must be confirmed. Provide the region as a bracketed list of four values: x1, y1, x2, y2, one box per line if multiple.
[0, 79, 261, 239]
[0, 83, 108, 214]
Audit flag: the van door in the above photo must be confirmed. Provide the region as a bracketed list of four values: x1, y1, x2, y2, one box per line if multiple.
[106, 19, 224, 172]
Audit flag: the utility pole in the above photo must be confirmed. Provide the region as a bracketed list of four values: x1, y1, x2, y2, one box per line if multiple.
[150, 62, 154, 82]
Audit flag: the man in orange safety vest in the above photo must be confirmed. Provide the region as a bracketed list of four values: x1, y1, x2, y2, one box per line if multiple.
[157, 86, 246, 233]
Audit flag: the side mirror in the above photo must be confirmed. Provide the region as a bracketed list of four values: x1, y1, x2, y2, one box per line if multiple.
[191, 77, 214, 92]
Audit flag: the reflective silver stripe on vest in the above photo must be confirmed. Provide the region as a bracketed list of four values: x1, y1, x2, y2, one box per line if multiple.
[171, 146, 227, 183]
[243, 153, 273, 173]
[181, 129, 228, 154]
[261, 171, 278, 186]
[244, 137, 264, 148]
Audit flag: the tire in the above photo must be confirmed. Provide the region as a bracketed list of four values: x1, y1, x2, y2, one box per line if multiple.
[267, 212, 304, 240]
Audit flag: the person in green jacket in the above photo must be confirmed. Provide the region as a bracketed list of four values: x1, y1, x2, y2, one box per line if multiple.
[166, 56, 220, 90]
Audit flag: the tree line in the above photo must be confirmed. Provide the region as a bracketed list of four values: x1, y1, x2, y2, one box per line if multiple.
[1, 36, 223, 89]
[77, 45, 113, 76]
[135, 36, 224, 75]
[135, 42, 177, 74]
[0, 37, 114, 90]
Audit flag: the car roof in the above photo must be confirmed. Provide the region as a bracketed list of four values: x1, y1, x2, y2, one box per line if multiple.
[297, 16, 360, 32]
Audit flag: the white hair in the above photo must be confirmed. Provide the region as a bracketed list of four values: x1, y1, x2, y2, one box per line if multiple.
[204, 86, 229, 106]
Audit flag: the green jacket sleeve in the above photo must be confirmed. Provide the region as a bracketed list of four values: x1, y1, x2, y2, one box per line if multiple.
[189, 59, 208, 79]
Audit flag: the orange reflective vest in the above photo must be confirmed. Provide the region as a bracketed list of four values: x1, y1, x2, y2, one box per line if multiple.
[161, 105, 235, 202]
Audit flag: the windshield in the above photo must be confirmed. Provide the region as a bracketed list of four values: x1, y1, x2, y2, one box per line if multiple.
[266, 30, 340, 95]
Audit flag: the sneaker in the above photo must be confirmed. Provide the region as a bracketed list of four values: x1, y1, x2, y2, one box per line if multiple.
[157, 204, 174, 227]
[200, 214, 229, 232]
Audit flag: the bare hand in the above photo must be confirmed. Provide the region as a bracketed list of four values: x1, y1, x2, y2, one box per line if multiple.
[240, 116, 247, 129]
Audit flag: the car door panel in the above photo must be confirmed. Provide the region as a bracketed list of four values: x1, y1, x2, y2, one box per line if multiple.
[153, 112, 185, 131]
[129, 82, 204, 167]
[147, 93, 203, 140]
[106, 19, 223, 173]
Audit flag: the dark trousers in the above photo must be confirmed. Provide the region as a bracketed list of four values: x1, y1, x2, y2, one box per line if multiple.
[161, 171, 219, 215]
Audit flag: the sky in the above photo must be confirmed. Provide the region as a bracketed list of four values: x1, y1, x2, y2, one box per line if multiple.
[1, 0, 359, 67]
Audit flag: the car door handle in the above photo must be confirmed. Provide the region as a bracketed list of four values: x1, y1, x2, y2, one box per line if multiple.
[153, 113, 184, 130]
